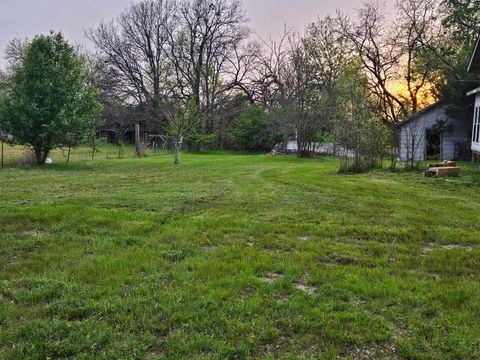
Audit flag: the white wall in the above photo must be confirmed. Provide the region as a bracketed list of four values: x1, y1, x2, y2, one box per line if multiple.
[400, 120, 425, 161]
[472, 94, 480, 154]
[400, 106, 470, 161]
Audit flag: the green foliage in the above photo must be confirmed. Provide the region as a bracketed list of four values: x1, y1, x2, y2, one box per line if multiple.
[231, 106, 279, 152]
[442, 0, 480, 45]
[334, 60, 393, 173]
[425, 42, 478, 120]
[0, 32, 102, 164]
[184, 131, 217, 150]
[0, 76, 7, 138]
[413, 1, 480, 120]
[431, 119, 454, 136]
[167, 100, 200, 164]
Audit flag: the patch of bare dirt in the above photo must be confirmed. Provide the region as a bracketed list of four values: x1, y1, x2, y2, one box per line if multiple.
[258, 272, 285, 283]
[22, 230, 48, 237]
[295, 273, 316, 295]
[422, 243, 474, 254]
[202, 244, 217, 252]
[246, 237, 256, 247]
[145, 346, 165, 359]
[255, 335, 288, 358]
[338, 341, 399, 360]
[276, 294, 292, 304]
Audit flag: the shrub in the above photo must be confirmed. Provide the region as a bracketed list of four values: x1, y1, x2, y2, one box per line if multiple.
[231, 107, 279, 152]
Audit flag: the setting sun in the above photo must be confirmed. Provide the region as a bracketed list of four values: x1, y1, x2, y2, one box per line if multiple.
[387, 79, 437, 109]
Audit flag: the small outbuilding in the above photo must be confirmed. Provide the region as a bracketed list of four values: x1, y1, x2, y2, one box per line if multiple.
[398, 102, 471, 161]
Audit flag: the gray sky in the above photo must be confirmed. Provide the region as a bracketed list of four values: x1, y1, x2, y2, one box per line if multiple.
[0, 0, 392, 68]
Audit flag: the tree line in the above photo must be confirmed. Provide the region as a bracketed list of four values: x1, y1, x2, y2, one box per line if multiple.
[0, 0, 479, 169]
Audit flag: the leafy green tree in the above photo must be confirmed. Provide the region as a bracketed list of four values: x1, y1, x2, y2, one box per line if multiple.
[0, 32, 102, 165]
[442, 0, 480, 45]
[438, 0, 480, 119]
[232, 107, 279, 152]
[166, 101, 199, 165]
[334, 60, 392, 172]
[398, 0, 480, 143]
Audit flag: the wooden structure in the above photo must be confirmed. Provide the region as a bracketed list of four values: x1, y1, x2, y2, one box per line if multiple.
[424, 161, 461, 177]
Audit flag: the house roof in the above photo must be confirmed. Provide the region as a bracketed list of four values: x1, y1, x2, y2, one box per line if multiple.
[467, 86, 480, 96]
[468, 35, 480, 74]
[397, 102, 443, 128]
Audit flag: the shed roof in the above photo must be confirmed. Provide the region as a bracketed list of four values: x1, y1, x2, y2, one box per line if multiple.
[397, 102, 443, 128]
[468, 35, 480, 74]
[467, 86, 480, 96]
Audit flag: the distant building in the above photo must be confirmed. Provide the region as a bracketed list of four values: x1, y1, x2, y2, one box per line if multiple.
[272, 141, 354, 158]
[398, 102, 471, 161]
[96, 105, 166, 147]
[467, 36, 480, 161]
[96, 121, 164, 147]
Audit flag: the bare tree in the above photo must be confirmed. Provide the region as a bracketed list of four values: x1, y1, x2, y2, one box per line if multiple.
[337, 1, 446, 124]
[303, 16, 348, 150]
[4, 38, 28, 67]
[396, 0, 444, 109]
[165, 0, 249, 133]
[283, 37, 319, 157]
[253, 29, 295, 147]
[222, 41, 261, 104]
[254, 22, 346, 158]
[337, 3, 408, 123]
[87, 0, 177, 126]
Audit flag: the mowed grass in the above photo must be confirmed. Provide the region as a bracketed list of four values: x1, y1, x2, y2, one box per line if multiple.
[0, 152, 480, 359]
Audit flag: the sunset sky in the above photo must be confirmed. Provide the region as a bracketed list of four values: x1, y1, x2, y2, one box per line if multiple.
[0, 0, 394, 68]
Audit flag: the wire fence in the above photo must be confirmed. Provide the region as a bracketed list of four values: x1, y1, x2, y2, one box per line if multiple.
[0, 143, 163, 167]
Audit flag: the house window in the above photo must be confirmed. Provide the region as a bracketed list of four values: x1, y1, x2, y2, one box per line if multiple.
[474, 107, 480, 144]
[477, 107, 480, 143]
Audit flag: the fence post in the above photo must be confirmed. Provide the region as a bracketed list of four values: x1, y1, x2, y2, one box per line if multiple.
[135, 124, 141, 157]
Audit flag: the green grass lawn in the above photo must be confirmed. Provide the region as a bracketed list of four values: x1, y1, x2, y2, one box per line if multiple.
[1, 152, 480, 359]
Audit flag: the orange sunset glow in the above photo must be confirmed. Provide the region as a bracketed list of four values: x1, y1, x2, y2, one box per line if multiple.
[387, 79, 437, 109]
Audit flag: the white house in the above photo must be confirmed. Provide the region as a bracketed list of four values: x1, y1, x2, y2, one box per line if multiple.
[467, 36, 480, 161]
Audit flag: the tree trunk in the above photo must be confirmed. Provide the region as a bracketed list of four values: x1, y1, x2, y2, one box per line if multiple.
[174, 141, 180, 165]
[34, 147, 43, 165]
[390, 146, 397, 170]
[67, 147, 71, 163]
[42, 150, 49, 165]
[1, 141, 3, 170]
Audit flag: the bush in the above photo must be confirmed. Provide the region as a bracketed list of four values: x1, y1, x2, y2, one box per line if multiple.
[231, 107, 279, 152]
[337, 117, 393, 174]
